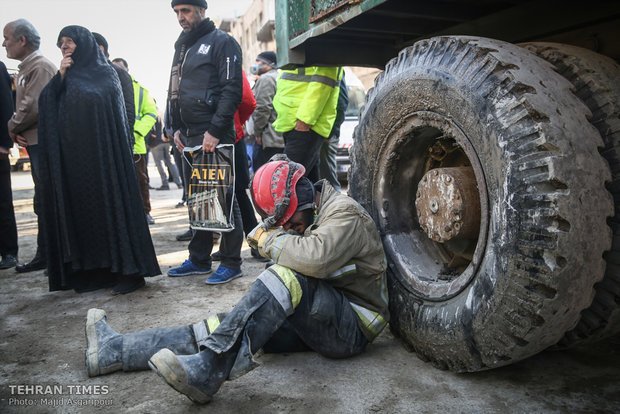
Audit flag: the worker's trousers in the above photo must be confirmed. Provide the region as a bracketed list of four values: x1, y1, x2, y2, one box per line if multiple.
[198, 264, 369, 366]
[117, 265, 368, 374]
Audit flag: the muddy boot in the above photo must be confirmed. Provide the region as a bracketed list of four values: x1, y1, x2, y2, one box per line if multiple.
[85, 309, 198, 377]
[148, 345, 238, 404]
[148, 270, 298, 403]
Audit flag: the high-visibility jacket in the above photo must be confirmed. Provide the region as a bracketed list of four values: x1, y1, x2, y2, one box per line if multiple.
[272, 66, 343, 138]
[131, 76, 157, 155]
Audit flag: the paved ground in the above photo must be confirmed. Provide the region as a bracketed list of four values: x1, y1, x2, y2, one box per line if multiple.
[1, 167, 619, 414]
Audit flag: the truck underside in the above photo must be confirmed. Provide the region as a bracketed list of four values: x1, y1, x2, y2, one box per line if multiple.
[277, 0, 620, 68]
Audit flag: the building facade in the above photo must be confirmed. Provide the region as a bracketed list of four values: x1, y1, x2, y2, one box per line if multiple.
[228, 0, 277, 75]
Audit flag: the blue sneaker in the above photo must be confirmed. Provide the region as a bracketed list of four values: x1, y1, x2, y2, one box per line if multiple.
[205, 266, 243, 285]
[168, 260, 212, 277]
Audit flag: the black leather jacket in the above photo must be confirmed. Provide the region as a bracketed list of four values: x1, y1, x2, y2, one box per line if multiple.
[177, 27, 242, 142]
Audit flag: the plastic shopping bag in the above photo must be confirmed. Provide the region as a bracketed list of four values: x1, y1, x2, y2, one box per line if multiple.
[183, 144, 235, 231]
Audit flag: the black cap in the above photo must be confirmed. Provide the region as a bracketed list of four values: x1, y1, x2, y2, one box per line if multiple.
[171, 0, 207, 8]
[256, 51, 277, 68]
[92, 32, 108, 58]
[295, 177, 315, 212]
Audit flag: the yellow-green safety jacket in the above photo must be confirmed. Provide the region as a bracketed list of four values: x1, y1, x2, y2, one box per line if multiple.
[131, 76, 157, 155]
[272, 66, 343, 138]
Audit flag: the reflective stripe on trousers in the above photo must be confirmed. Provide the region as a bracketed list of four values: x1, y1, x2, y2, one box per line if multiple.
[327, 261, 387, 340]
[193, 313, 228, 348]
[258, 264, 302, 316]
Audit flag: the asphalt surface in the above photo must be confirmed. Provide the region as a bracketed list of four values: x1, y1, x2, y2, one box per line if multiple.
[1, 167, 619, 414]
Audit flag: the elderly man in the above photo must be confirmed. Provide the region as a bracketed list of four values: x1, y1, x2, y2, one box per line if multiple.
[84, 156, 388, 404]
[3, 19, 57, 273]
[165, 0, 245, 283]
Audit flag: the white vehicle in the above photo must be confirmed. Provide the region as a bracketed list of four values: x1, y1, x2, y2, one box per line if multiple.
[336, 69, 366, 183]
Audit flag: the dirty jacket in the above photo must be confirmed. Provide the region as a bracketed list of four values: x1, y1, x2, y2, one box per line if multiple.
[251, 68, 283, 149]
[8, 51, 56, 145]
[260, 180, 389, 341]
[273, 66, 343, 138]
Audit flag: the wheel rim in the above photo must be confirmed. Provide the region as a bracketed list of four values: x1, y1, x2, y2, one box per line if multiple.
[374, 111, 489, 301]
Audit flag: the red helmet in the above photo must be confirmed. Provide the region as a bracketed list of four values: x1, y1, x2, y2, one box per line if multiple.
[251, 155, 306, 227]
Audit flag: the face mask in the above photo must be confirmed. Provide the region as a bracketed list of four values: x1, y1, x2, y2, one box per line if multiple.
[250, 63, 261, 75]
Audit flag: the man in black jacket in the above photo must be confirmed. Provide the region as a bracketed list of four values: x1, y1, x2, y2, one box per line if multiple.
[166, 0, 245, 284]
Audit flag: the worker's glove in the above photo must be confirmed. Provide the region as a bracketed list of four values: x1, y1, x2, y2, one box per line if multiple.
[247, 223, 270, 253]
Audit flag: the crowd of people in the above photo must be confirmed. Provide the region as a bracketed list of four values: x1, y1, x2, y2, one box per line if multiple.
[1, 0, 388, 405]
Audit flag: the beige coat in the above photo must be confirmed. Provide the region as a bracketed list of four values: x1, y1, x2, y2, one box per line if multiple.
[251, 69, 284, 149]
[261, 181, 389, 340]
[8, 51, 57, 145]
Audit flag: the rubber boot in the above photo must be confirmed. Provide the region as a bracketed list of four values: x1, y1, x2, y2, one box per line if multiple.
[85, 309, 198, 377]
[148, 344, 239, 404]
[148, 279, 291, 403]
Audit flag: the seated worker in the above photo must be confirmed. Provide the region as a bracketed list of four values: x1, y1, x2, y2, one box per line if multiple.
[84, 155, 388, 404]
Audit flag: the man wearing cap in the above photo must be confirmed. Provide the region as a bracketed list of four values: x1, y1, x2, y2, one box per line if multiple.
[83, 156, 389, 404]
[250, 51, 284, 172]
[165, 0, 245, 283]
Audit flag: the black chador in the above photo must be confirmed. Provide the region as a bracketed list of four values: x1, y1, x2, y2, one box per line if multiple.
[38, 25, 160, 291]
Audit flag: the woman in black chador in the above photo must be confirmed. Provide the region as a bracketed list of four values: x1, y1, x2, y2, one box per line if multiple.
[38, 25, 160, 293]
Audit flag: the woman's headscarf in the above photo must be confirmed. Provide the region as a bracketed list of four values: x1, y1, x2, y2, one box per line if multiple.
[56, 25, 110, 78]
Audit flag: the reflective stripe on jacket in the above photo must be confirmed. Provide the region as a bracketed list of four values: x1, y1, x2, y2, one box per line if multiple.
[272, 66, 343, 138]
[131, 76, 157, 155]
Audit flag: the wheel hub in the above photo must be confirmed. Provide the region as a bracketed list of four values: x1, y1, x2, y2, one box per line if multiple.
[372, 111, 489, 300]
[416, 167, 480, 243]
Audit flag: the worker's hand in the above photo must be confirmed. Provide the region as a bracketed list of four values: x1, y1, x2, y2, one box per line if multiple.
[247, 223, 270, 254]
[202, 131, 220, 152]
[255, 135, 262, 146]
[59, 55, 74, 78]
[14, 134, 28, 147]
[294, 120, 311, 132]
[0, 146, 9, 159]
[174, 130, 184, 152]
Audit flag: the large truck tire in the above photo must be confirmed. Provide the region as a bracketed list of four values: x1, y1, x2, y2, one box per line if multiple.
[349, 36, 613, 372]
[520, 42, 620, 347]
